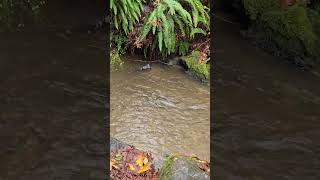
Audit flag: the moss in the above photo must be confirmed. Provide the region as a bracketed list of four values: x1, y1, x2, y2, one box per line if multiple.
[260, 5, 317, 56]
[243, 0, 280, 21]
[110, 49, 124, 72]
[158, 155, 197, 180]
[184, 51, 210, 81]
[243, 1, 320, 66]
[158, 155, 176, 179]
[158, 154, 209, 180]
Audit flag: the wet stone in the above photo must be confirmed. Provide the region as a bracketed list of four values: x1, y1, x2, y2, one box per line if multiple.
[110, 137, 128, 152]
[171, 158, 209, 180]
[159, 155, 210, 180]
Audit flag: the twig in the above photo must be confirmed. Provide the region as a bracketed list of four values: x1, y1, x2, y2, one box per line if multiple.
[132, 59, 170, 65]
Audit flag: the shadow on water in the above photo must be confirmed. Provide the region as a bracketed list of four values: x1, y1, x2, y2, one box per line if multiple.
[0, 1, 107, 179]
[213, 13, 320, 180]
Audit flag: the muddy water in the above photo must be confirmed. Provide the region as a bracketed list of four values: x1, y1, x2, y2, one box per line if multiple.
[110, 59, 210, 167]
[214, 16, 320, 179]
[0, 2, 107, 179]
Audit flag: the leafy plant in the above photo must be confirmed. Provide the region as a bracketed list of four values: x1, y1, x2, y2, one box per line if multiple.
[139, 0, 209, 57]
[110, 0, 144, 34]
[243, 0, 279, 21]
[110, 49, 124, 72]
[110, 31, 128, 54]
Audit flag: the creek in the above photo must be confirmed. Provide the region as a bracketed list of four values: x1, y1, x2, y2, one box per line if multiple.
[110, 59, 210, 168]
[213, 13, 320, 179]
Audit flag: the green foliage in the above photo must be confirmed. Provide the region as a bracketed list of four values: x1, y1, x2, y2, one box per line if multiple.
[315, 2, 320, 14]
[0, 0, 45, 29]
[307, 7, 320, 36]
[178, 41, 190, 56]
[185, 50, 210, 80]
[110, 49, 124, 72]
[110, 0, 144, 34]
[260, 5, 317, 57]
[110, 31, 128, 54]
[242, 0, 320, 65]
[158, 155, 175, 179]
[140, 0, 209, 57]
[185, 0, 210, 29]
[243, 0, 279, 21]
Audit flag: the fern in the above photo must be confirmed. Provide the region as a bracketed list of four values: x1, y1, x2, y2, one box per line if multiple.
[186, 0, 210, 29]
[110, 0, 143, 34]
[140, 0, 209, 57]
[178, 41, 190, 56]
[190, 28, 206, 38]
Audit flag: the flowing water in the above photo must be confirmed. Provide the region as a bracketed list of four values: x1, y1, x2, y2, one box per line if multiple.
[110, 59, 210, 167]
[214, 14, 320, 179]
[0, 1, 107, 179]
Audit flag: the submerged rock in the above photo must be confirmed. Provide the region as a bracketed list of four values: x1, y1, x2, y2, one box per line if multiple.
[139, 64, 151, 71]
[159, 155, 210, 180]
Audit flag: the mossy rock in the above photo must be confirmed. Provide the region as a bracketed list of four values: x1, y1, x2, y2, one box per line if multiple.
[158, 155, 209, 180]
[243, 2, 320, 67]
[184, 51, 210, 81]
[243, 0, 280, 21]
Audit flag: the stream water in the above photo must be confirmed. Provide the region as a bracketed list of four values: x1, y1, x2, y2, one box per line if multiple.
[0, 1, 107, 179]
[214, 14, 320, 179]
[110, 59, 210, 168]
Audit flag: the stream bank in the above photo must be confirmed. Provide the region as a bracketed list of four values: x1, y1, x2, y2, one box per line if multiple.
[110, 137, 210, 179]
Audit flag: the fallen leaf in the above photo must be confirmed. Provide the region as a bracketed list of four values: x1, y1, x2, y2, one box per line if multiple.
[115, 153, 122, 161]
[110, 160, 119, 170]
[136, 153, 145, 167]
[138, 162, 151, 174]
[128, 163, 135, 171]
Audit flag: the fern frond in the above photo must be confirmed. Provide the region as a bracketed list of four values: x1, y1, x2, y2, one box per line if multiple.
[190, 27, 206, 38]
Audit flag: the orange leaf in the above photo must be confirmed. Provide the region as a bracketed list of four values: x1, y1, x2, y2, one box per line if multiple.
[136, 153, 145, 167]
[128, 163, 135, 171]
[138, 162, 151, 174]
[110, 160, 119, 170]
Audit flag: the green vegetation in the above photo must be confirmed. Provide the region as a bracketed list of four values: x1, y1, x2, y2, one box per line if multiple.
[243, 0, 279, 21]
[185, 50, 210, 80]
[0, 0, 45, 29]
[242, 0, 320, 67]
[158, 154, 210, 179]
[110, 0, 144, 34]
[139, 0, 209, 57]
[158, 155, 176, 179]
[110, 0, 210, 80]
[110, 49, 124, 72]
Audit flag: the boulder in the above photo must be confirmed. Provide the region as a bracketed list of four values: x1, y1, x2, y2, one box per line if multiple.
[159, 155, 210, 180]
